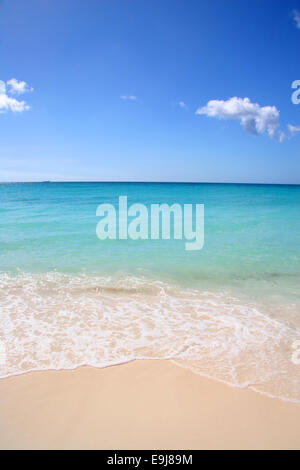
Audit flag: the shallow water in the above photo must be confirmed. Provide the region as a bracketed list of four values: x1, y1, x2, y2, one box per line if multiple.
[0, 182, 299, 402]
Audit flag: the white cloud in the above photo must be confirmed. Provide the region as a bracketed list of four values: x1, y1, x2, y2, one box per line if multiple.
[293, 10, 300, 29]
[279, 131, 286, 143]
[0, 78, 32, 113]
[0, 81, 6, 94]
[178, 101, 187, 109]
[7, 78, 33, 95]
[120, 95, 137, 101]
[0, 94, 30, 113]
[196, 96, 282, 140]
[288, 124, 300, 136]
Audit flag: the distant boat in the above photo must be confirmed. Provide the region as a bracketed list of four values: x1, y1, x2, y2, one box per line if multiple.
[41, 181, 51, 183]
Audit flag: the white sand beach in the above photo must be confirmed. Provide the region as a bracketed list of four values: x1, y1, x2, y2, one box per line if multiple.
[0, 360, 300, 450]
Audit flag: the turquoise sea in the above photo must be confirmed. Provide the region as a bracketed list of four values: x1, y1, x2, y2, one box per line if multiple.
[0, 182, 300, 402]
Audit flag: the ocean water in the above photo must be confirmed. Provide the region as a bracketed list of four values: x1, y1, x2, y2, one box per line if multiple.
[0, 182, 300, 402]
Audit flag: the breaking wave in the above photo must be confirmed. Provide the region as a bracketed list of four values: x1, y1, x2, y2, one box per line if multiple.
[0, 272, 299, 403]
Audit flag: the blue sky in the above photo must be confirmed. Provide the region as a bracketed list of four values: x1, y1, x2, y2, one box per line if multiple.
[0, 0, 300, 183]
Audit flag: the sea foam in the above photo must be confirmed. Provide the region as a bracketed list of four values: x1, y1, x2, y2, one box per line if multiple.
[0, 272, 299, 403]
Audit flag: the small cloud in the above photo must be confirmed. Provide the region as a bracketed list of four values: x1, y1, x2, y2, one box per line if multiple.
[178, 101, 188, 110]
[0, 78, 32, 113]
[279, 131, 286, 143]
[196, 96, 282, 141]
[7, 78, 33, 95]
[0, 94, 30, 113]
[0, 80, 6, 94]
[288, 124, 300, 136]
[293, 9, 300, 29]
[120, 95, 137, 101]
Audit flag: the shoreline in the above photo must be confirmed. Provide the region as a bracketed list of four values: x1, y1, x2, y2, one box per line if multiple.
[2, 271, 299, 405]
[2, 358, 299, 406]
[0, 360, 300, 450]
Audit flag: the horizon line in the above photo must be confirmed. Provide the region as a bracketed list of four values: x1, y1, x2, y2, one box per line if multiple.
[1, 181, 300, 186]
